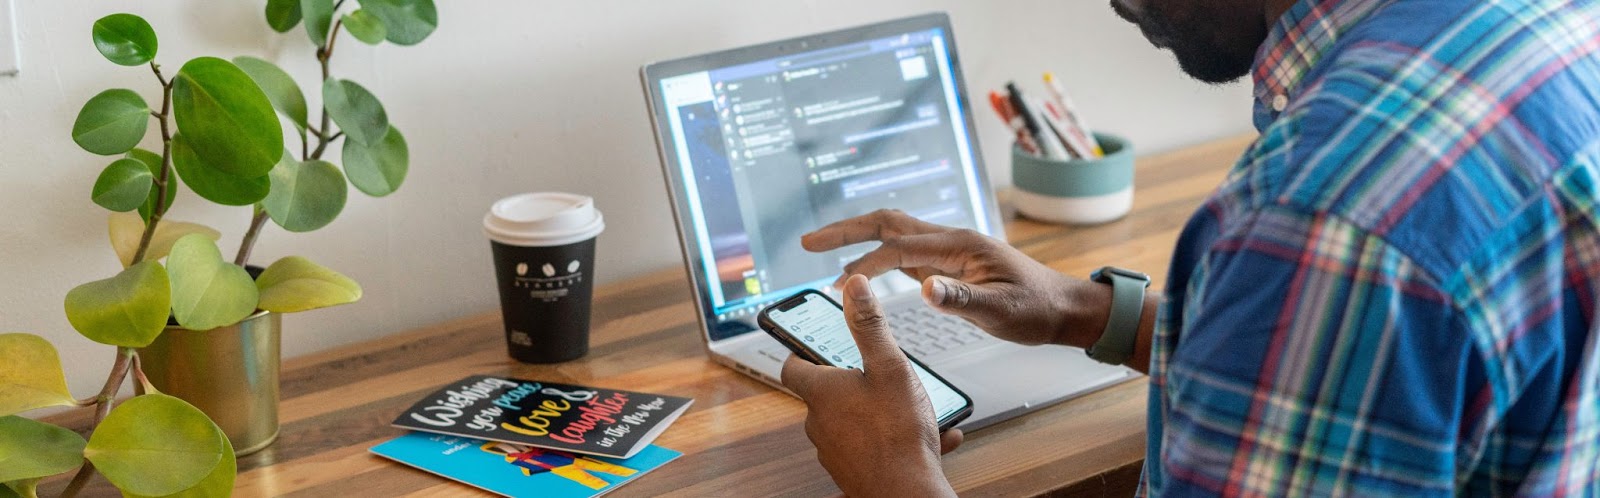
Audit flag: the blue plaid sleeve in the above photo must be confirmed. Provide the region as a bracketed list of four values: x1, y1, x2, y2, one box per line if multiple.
[1152, 206, 1472, 496]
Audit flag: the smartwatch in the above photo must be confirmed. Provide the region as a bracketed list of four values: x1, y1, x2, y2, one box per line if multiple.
[1085, 266, 1151, 366]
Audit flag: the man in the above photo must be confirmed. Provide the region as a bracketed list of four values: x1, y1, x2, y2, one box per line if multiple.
[782, 0, 1600, 496]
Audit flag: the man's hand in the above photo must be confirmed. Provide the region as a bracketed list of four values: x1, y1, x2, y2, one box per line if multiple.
[802, 209, 1105, 347]
[781, 274, 962, 498]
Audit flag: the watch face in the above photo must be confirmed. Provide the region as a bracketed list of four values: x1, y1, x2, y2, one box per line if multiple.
[1094, 266, 1152, 287]
[1088, 265, 1152, 288]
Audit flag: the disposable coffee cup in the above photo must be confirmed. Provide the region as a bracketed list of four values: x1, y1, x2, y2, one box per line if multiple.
[483, 193, 605, 363]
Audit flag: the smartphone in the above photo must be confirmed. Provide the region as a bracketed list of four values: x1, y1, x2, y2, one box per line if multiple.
[758, 289, 974, 431]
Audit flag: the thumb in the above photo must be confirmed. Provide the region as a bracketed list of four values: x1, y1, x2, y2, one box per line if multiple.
[841, 274, 908, 374]
[922, 275, 1003, 316]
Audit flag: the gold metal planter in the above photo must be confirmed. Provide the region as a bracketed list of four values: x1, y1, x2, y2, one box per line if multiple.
[138, 310, 281, 456]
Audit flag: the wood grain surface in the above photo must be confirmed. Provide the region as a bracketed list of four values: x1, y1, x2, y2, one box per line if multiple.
[40, 135, 1252, 497]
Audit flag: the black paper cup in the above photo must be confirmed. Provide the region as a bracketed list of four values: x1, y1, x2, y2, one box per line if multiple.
[483, 193, 605, 363]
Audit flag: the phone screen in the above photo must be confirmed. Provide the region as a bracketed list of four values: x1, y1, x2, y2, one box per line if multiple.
[764, 292, 969, 424]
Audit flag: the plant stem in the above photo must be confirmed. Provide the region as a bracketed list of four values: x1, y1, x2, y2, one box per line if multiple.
[311, 131, 343, 159]
[59, 457, 97, 496]
[59, 348, 136, 498]
[313, 22, 341, 159]
[234, 207, 270, 266]
[130, 353, 155, 395]
[237, 21, 346, 266]
[325, 20, 343, 70]
[129, 62, 177, 266]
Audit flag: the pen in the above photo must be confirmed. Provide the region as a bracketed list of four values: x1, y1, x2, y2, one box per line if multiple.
[989, 91, 1041, 155]
[1006, 83, 1069, 159]
[1043, 72, 1104, 157]
[1041, 100, 1096, 159]
[1028, 101, 1074, 160]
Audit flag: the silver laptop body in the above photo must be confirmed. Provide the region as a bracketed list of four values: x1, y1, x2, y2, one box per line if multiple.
[640, 13, 1133, 431]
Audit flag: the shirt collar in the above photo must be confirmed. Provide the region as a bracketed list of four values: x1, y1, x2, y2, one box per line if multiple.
[1252, 0, 1390, 128]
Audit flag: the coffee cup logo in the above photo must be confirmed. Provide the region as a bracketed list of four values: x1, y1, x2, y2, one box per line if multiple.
[512, 257, 587, 300]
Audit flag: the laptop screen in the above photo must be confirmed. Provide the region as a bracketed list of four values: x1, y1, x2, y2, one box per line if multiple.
[647, 15, 997, 340]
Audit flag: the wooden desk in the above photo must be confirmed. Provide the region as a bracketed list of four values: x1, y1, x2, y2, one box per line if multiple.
[44, 135, 1251, 497]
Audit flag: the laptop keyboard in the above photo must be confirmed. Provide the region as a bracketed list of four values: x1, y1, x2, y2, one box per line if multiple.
[755, 307, 996, 365]
[888, 307, 995, 360]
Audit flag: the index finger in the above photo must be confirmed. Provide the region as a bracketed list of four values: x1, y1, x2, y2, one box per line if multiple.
[836, 232, 972, 285]
[801, 209, 942, 252]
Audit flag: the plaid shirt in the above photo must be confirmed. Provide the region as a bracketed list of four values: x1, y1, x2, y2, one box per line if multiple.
[1143, 0, 1600, 496]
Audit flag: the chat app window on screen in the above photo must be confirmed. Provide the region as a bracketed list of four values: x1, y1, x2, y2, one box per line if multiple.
[661, 29, 987, 326]
[767, 293, 968, 421]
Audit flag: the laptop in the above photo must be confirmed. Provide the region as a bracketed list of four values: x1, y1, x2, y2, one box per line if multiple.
[641, 13, 1134, 430]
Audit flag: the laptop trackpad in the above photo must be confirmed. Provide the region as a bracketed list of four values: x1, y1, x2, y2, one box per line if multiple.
[942, 343, 1124, 409]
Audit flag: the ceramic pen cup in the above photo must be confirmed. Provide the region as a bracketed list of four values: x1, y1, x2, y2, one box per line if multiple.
[1011, 133, 1134, 225]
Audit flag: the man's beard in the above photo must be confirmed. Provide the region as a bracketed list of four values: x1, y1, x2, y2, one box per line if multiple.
[1111, 0, 1257, 84]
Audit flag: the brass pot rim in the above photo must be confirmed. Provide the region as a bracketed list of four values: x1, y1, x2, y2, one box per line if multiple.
[162, 309, 274, 331]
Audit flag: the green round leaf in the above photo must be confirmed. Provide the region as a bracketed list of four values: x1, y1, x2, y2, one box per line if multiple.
[72, 89, 150, 156]
[167, 234, 259, 331]
[341, 125, 408, 197]
[64, 262, 171, 348]
[257, 256, 362, 313]
[92, 14, 158, 66]
[109, 212, 221, 269]
[361, 0, 437, 46]
[0, 481, 24, 498]
[265, 0, 302, 32]
[172, 57, 283, 178]
[0, 334, 76, 416]
[92, 158, 155, 212]
[84, 394, 223, 497]
[323, 79, 389, 146]
[126, 425, 234, 498]
[301, 0, 334, 47]
[0, 416, 86, 483]
[342, 10, 387, 45]
[233, 56, 308, 132]
[126, 149, 178, 222]
[265, 156, 347, 233]
[171, 134, 270, 206]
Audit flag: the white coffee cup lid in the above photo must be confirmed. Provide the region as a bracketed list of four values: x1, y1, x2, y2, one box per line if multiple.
[483, 192, 605, 247]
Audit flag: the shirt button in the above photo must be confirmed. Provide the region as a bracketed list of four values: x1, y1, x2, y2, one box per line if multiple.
[1271, 94, 1289, 112]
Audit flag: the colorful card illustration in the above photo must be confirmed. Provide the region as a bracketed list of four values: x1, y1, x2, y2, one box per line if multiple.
[371, 432, 682, 498]
[391, 375, 694, 459]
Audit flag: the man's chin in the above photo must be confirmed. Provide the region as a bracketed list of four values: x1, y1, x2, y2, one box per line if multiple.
[1135, 26, 1172, 49]
[1173, 48, 1253, 84]
[1146, 34, 1172, 50]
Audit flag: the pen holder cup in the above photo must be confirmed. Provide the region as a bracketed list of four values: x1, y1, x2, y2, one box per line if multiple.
[1011, 133, 1134, 225]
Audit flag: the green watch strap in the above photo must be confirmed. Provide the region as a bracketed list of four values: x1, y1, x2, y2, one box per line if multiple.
[1086, 267, 1149, 366]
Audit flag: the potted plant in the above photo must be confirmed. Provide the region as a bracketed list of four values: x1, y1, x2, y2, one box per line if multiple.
[0, 1, 436, 496]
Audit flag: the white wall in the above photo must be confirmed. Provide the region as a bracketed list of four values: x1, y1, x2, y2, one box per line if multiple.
[0, 0, 1252, 399]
